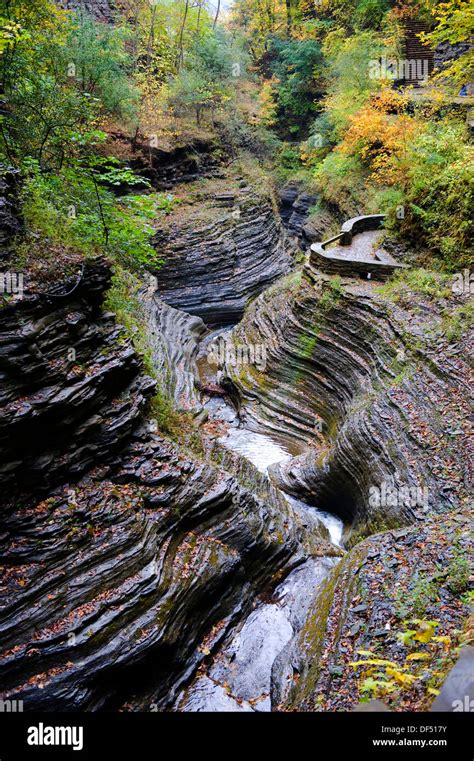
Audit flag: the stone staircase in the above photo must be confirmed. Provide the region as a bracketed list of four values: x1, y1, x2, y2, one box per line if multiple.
[402, 19, 434, 85]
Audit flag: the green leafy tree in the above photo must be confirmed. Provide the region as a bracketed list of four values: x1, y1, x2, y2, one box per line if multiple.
[420, 0, 474, 86]
[269, 37, 324, 135]
[322, 30, 387, 137]
[65, 11, 139, 121]
[0, 1, 138, 169]
[168, 29, 245, 124]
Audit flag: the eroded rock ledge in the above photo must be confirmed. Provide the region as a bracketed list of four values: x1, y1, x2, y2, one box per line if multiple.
[0, 259, 325, 710]
[152, 172, 292, 325]
[277, 506, 472, 712]
[0, 429, 322, 710]
[221, 265, 472, 537]
[0, 260, 155, 507]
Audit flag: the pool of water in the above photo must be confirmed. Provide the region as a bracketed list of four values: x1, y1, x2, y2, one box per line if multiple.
[218, 428, 294, 473]
[219, 426, 344, 547]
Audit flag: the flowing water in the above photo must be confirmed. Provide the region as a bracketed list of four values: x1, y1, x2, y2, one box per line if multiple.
[179, 368, 344, 711]
[219, 426, 344, 546]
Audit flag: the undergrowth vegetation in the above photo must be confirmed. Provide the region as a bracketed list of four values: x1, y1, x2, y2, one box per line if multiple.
[232, 0, 473, 269]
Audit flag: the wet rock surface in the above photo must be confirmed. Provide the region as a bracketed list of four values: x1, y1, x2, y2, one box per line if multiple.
[177, 409, 343, 713]
[152, 173, 292, 325]
[0, 260, 155, 505]
[141, 287, 207, 414]
[279, 185, 317, 247]
[0, 257, 329, 711]
[136, 137, 222, 190]
[178, 545, 339, 712]
[432, 645, 474, 712]
[0, 137, 471, 716]
[0, 427, 319, 710]
[281, 508, 472, 712]
[223, 265, 472, 535]
[279, 184, 338, 249]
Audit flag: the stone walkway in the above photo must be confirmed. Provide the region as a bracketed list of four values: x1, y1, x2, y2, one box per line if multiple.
[324, 230, 398, 264]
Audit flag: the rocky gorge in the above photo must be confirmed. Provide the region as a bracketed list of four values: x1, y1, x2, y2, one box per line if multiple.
[0, 138, 472, 715]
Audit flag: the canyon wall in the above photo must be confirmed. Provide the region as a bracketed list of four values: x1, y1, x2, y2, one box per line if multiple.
[0, 259, 324, 710]
[152, 172, 292, 325]
[222, 265, 472, 538]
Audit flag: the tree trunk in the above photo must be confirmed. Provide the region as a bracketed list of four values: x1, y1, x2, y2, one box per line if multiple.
[177, 0, 190, 70]
[146, 3, 157, 70]
[196, 0, 202, 34]
[213, 0, 221, 29]
[285, 0, 292, 36]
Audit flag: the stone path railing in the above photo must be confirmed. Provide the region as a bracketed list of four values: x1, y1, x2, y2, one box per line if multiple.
[310, 214, 407, 281]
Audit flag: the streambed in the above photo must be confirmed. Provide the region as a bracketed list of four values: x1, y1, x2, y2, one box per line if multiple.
[177, 339, 344, 711]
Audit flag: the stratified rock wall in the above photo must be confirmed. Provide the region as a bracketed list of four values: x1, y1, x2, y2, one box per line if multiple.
[0, 260, 155, 506]
[434, 41, 472, 72]
[153, 176, 292, 325]
[223, 266, 472, 535]
[0, 258, 322, 711]
[58, 0, 116, 23]
[0, 429, 314, 710]
[142, 290, 206, 414]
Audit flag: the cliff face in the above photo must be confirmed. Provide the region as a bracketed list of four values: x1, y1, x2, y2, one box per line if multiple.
[0, 430, 317, 710]
[222, 266, 472, 537]
[152, 172, 292, 325]
[0, 259, 324, 711]
[0, 260, 154, 508]
[278, 505, 472, 712]
[58, 0, 116, 23]
[141, 290, 207, 415]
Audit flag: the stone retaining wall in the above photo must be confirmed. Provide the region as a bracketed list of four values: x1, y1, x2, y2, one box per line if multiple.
[309, 215, 405, 281]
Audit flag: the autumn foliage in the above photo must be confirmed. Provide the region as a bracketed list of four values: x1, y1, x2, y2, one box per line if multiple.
[339, 90, 417, 185]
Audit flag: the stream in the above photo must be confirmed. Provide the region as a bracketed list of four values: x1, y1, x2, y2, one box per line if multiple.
[176, 328, 344, 712]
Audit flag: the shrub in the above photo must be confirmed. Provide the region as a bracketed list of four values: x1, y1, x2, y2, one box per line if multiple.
[269, 37, 324, 135]
[314, 151, 365, 214]
[354, 0, 391, 29]
[399, 120, 473, 268]
[19, 162, 162, 271]
[1, 3, 138, 170]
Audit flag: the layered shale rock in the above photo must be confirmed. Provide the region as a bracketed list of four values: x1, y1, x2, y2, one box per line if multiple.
[0, 430, 323, 711]
[105, 131, 223, 190]
[0, 258, 326, 710]
[0, 259, 155, 506]
[434, 40, 473, 72]
[152, 172, 292, 325]
[141, 286, 207, 414]
[140, 137, 223, 190]
[278, 506, 472, 712]
[220, 266, 472, 537]
[279, 185, 320, 248]
[58, 0, 116, 24]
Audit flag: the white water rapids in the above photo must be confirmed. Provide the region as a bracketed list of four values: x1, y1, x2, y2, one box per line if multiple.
[178, 412, 344, 712]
